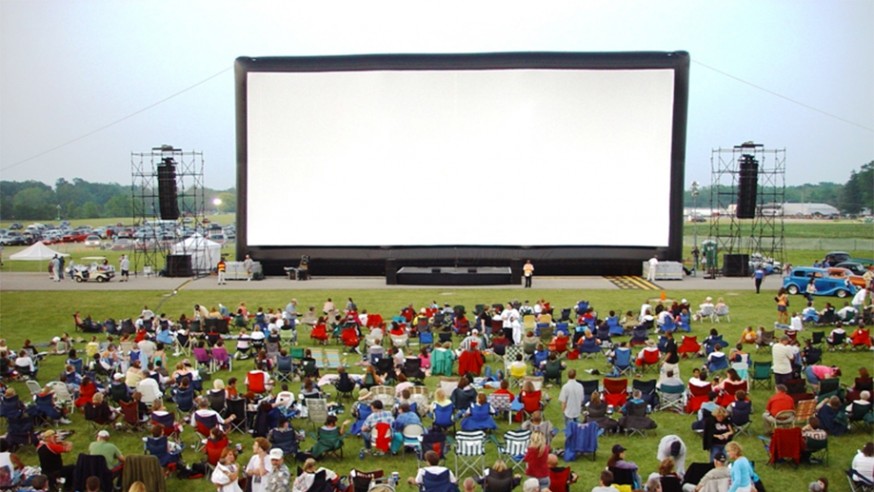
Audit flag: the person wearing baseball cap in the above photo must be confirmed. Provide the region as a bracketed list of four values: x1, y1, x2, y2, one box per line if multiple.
[606, 444, 640, 489]
[89, 429, 125, 473]
[262, 449, 290, 492]
[683, 451, 729, 492]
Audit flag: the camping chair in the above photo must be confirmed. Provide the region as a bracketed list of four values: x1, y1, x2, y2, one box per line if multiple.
[637, 349, 661, 374]
[715, 380, 747, 407]
[809, 331, 826, 349]
[711, 305, 730, 323]
[656, 384, 686, 413]
[487, 392, 513, 425]
[750, 361, 773, 390]
[496, 429, 531, 474]
[677, 335, 701, 357]
[245, 371, 268, 395]
[454, 430, 487, 479]
[827, 331, 847, 351]
[851, 328, 872, 350]
[629, 327, 648, 347]
[602, 378, 628, 408]
[847, 468, 874, 492]
[225, 398, 247, 433]
[433, 403, 456, 432]
[794, 399, 817, 426]
[610, 347, 633, 377]
[578, 335, 602, 359]
[305, 398, 329, 429]
[369, 422, 392, 455]
[620, 400, 654, 437]
[805, 436, 829, 465]
[274, 354, 294, 383]
[685, 383, 712, 414]
[762, 426, 803, 468]
[581, 380, 599, 404]
[632, 379, 658, 408]
[400, 423, 426, 455]
[848, 402, 874, 432]
[348, 470, 388, 492]
[757, 329, 775, 352]
[311, 426, 344, 459]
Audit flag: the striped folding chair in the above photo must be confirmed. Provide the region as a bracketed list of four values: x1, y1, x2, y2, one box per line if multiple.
[497, 429, 531, 474]
[454, 430, 487, 479]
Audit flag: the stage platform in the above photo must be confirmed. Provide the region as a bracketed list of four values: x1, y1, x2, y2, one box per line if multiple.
[393, 266, 514, 286]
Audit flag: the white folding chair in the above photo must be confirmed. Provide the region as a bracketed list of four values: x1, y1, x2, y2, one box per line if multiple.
[497, 429, 531, 474]
[454, 430, 486, 479]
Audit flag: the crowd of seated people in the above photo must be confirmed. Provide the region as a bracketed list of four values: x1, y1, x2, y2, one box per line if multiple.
[2, 289, 872, 492]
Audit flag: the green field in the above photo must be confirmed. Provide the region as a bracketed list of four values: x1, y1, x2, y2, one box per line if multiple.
[0, 285, 872, 491]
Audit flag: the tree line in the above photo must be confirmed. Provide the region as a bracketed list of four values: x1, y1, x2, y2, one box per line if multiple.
[0, 162, 870, 221]
[0, 178, 235, 222]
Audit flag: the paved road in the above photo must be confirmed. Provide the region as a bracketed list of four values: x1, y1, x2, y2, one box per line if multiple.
[0, 271, 784, 292]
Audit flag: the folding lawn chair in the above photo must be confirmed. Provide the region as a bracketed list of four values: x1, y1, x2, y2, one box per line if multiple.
[496, 429, 531, 474]
[454, 430, 487, 479]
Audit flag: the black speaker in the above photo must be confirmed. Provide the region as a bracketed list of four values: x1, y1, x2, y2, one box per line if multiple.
[157, 158, 179, 220]
[723, 253, 750, 277]
[166, 254, 192, 277]
[736, 154, 758, 219]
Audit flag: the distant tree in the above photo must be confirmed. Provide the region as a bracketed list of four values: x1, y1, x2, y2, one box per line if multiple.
[840, 161, 874, 214]
[104, 194, 132, 218]
[13, 186, 56, 220]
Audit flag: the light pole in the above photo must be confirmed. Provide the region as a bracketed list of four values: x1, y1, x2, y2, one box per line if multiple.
[212, 197, 222, 215]
[691, 181, 700, 272]
[56, 204, 61, 221]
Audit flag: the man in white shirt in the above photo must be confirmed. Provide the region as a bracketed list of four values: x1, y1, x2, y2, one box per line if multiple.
[852, 442, 874, 484]
[647, 255, 659, 282]
[558, 369, 584, 426]
[852, 287, 868, 313]
[771, 336, 796, 386]
[837, 302, 858, 322]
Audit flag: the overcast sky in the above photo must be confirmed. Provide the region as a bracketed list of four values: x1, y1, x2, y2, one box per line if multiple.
[1, 0, 872, 191]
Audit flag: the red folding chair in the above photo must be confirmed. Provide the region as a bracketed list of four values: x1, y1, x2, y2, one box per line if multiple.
[716, 380, 748, 407]
[246, 371, 267, 394]
[677, 335, 701, 357]
[603, 378, 629, 408]
[685, 383, 712, 414]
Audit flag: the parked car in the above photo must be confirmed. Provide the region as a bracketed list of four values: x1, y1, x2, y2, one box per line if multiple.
[84, 235, 102, 248]
[826, 267, 867, 289]
[0, 232, 26, 246]
[782, 266, 857, 298]
[61, 231, 89, 243]
[835, 261, 872, 276]
[110, 238, 133, 251]
[823, 251, 851, 266]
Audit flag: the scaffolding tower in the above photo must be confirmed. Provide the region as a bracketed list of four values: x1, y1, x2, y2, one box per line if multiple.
[130, 146, 205, 276]
[709, 142, 786, 273]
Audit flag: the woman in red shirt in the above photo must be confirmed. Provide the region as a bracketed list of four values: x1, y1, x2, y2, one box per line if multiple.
[75, 376, 98, 408]
[523, 430, 550, 489]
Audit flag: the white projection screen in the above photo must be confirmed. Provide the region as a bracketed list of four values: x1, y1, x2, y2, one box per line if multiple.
[235, 52, 689, 277]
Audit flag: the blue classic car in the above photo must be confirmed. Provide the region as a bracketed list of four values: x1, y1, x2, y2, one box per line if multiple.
[782, 266, 857, 298]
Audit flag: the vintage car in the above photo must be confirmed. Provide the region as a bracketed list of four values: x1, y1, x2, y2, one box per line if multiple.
[826, 267, 867, 289]
[782, 266, 857, 298]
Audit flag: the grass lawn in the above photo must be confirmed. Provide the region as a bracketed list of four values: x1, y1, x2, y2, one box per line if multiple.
[1, 286, 872, 491]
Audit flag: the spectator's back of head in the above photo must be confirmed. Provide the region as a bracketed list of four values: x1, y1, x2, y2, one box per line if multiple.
[522, 478, 541, 492]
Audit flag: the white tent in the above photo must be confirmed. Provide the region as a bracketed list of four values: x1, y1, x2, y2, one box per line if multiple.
[9, 241, 69, 260]
[170, 234, 221, 272]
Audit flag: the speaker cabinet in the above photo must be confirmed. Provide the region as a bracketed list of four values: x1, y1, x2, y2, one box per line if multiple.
[166, 254, 192, 277]
[723, 253, 750, 277]
[736, 154, 758, 219]
[157, 159, 179, 220]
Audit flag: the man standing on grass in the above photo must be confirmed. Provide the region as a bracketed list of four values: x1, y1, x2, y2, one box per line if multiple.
[558, 369, 584, 427]
[523, 260, 534, 288]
